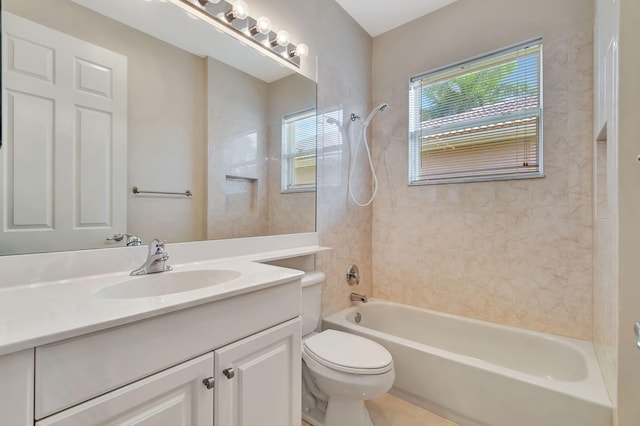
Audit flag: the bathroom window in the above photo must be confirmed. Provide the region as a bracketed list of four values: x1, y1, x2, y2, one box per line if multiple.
[408, 39, 543, 184]
[282, 108, 317, 192]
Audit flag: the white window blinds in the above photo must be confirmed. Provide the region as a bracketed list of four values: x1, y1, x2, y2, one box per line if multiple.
[409, 39, 543, 184]
[282, 108, 317, 192]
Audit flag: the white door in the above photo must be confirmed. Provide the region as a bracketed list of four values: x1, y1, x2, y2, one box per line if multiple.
[215, 318, 301, 426]
[0, 12, 127, 255]
[35, 353, 214, 426]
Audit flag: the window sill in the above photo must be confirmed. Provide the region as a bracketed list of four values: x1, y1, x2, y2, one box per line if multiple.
[409, 171, 544, 186]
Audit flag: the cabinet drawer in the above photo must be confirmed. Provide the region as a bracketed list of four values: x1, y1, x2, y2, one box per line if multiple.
[35, 280, 300, 419]
[36, 352, 213, 426]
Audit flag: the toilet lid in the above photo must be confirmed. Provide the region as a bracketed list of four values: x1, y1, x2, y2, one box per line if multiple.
[303, 329, 393, 375]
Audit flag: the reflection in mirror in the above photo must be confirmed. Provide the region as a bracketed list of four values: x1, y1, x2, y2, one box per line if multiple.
[0, 0, 316, 256]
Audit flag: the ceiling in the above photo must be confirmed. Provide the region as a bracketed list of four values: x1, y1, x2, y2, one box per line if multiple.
[334, 0, 459, 37]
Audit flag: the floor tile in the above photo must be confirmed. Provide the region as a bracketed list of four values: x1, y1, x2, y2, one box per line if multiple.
[366, 393, 459, 426]
[301, 393, 459, 426]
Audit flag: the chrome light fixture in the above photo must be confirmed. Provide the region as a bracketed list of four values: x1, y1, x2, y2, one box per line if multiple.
[250, 16, 271, 35]
[180, 0, 309, 68]
[225, 0, 248, 22]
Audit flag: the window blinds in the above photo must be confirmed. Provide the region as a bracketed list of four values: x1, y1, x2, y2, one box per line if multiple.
[282, 109, 317, 192]
[409, 39, 543, 184]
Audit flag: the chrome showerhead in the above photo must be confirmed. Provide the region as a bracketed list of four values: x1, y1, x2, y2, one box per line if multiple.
[363, 102, 390, 125]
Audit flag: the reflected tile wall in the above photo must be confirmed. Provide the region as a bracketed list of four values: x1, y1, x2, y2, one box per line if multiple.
[371, 0, 594, 340]
[267, 74, 317, 236]
[206, 58, 269, 240]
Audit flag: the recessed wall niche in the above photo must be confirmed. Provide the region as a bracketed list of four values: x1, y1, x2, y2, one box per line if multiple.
[225, 176, 257, 214]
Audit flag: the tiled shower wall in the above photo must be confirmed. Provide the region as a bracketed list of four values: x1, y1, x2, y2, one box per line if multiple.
[248, 0, 374, 314]
[371, 0, 594, 340]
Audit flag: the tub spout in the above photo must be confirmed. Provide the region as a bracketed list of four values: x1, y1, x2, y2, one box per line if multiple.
[350, 292, 368, 303]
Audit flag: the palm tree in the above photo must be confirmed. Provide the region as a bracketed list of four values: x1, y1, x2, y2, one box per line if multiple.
[420, 60, 536, 121]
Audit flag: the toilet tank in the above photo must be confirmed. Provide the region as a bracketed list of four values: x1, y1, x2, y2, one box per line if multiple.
[301, 271, 325, 336]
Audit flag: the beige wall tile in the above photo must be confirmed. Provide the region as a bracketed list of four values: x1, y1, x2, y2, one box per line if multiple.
[371, 0, 594, 339]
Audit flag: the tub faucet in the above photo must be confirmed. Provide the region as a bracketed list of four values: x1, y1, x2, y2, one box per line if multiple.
[350, 292, 368, 303]
[130, 239, 173, 276]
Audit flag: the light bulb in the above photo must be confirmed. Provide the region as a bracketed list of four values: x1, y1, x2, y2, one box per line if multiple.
[275, 30, 290, 47]
[232, 0, 249, 20]
[255, 17, 271, 34]
[291, 43, 309, 58]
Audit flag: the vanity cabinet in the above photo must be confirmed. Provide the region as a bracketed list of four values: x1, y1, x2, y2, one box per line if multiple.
[20, 279, 302, 426]
[35, 318, 301, 426]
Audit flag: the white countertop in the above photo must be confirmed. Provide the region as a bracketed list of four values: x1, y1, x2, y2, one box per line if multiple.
[0, 255, 308, 356]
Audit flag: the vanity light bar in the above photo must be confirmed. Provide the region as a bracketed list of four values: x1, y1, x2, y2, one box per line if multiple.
[178, 0, 308, 68]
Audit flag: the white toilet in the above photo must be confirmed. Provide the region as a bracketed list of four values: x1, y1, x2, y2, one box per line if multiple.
[301, 272, 395, 426]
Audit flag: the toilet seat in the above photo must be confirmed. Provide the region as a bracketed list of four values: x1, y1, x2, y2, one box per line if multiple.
[303, 329, 393, 375]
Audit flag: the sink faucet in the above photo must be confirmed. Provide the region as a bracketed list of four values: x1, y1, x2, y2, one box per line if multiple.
[350, 292, 368, 303]
[130, 239, 173, 276]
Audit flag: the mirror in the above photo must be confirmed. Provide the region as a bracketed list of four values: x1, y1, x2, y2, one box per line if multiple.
[0, 0, 317, 256]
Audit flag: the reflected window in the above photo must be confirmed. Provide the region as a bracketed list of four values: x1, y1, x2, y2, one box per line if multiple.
[282, 108, 317, 192]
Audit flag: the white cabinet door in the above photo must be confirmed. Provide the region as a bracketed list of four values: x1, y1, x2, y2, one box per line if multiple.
[0, 12, 127, 255]
[215, 318, 301, 426]
[36, 353, 214, 426]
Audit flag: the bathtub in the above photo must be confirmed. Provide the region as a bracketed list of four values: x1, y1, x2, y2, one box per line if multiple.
[323, 299, 612, 426]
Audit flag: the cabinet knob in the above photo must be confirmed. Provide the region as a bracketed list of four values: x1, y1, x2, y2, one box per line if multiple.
[202, 377, 215, 389]
[223, 367, 235, 379]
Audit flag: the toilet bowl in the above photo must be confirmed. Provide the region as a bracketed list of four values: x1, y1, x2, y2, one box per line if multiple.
[302, 330, 395, 426]
[300, 272, 395, 426]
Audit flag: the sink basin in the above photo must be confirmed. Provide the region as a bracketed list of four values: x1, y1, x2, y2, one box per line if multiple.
[95, 270, 242, 299]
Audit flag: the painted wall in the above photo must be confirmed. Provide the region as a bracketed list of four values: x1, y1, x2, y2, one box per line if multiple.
[371, 0, 594, 339]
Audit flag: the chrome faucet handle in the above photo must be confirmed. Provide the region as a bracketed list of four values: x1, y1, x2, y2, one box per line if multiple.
[148, 239, 166, 254]
[125, 234, 142, 247]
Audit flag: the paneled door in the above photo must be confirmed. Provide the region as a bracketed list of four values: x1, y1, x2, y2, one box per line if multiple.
[0, 12, 127, 255]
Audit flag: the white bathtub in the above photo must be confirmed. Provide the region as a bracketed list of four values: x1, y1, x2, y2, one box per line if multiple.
[323, 299, 612, 426]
